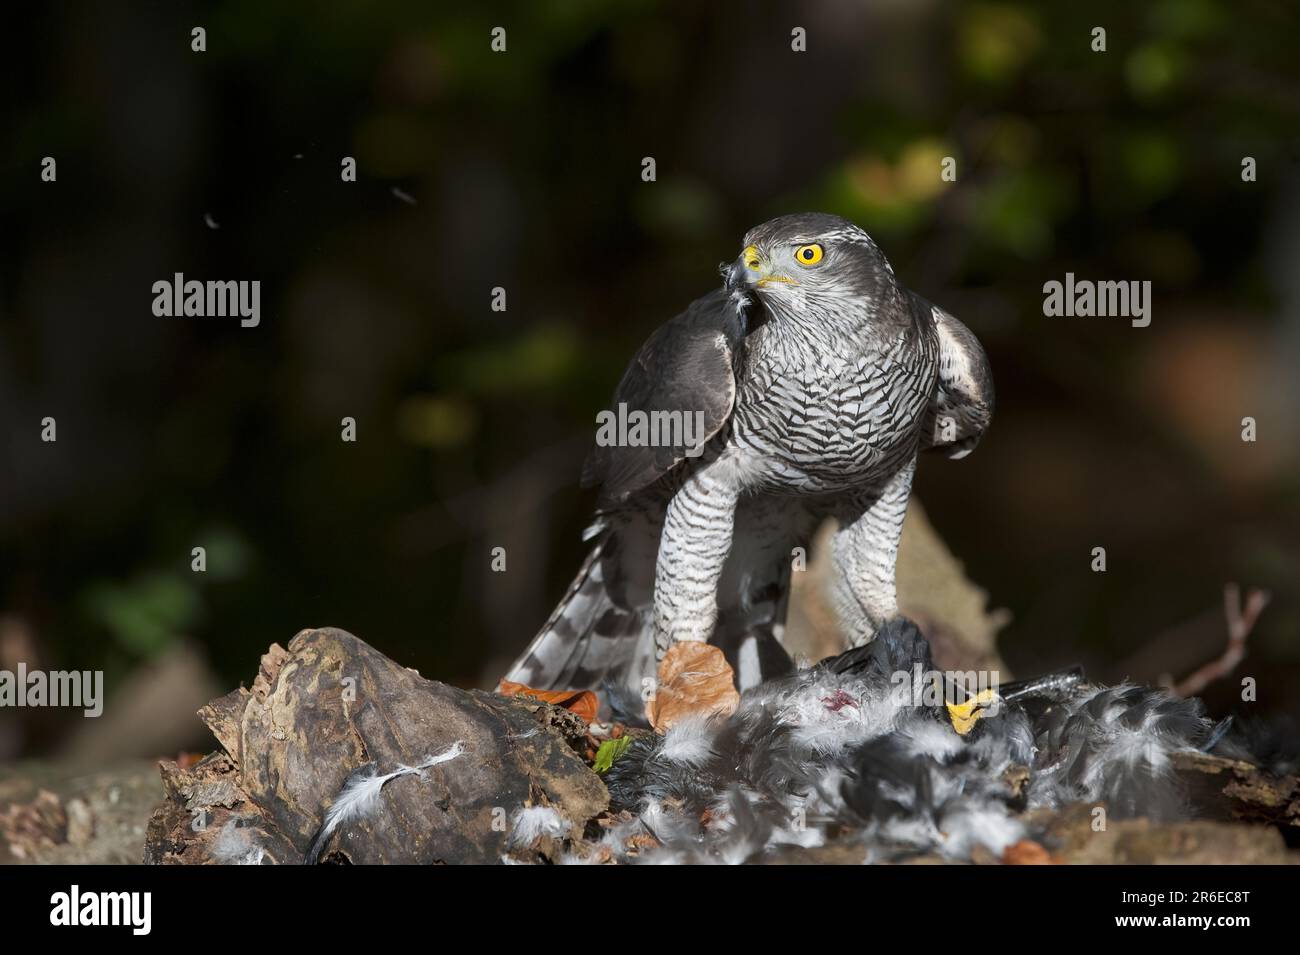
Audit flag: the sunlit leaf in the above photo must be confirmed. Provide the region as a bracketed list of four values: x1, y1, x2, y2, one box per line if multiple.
[593, 735, 633, 773]
[498, 680, 599, 723]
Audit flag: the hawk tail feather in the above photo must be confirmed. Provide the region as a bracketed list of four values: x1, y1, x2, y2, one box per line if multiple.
[501, 536, 656, 710]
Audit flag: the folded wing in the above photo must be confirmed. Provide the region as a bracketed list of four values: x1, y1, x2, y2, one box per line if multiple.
[582, 288, 747, 509]
[914, 295, 994, 459]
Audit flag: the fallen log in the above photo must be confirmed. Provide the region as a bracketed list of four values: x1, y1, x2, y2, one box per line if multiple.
[143, 627, 607, 864]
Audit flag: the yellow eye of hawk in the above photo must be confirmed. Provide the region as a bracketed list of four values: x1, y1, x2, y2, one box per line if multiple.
[795, 243, 824, 266]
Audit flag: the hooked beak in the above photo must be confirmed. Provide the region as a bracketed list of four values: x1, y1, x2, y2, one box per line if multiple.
[726, 245, 799, 292]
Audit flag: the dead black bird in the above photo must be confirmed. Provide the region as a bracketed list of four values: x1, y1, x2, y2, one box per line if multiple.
[596, 618, 1255, 864]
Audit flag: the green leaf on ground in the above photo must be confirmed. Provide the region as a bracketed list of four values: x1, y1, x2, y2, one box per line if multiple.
[593, 736, 634, 774]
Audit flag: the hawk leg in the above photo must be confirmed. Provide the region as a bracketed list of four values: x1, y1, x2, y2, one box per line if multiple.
[829, 456, 916, 647]
[713, 495, 819, 689]
[652, 456, 742, 654]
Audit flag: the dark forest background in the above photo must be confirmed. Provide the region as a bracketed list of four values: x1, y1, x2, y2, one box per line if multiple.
[3, 0, 1298, 761]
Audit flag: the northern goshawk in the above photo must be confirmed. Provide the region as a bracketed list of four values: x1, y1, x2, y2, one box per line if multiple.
[506, 212, 993, 705]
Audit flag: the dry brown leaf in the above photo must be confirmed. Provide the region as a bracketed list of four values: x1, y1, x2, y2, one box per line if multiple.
[646, 642, 739, 732]
[1002, 839, 1058, 865]
[497, 680, 599, 723]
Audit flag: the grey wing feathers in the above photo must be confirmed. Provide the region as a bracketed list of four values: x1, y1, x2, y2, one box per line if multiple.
[914, 294, 994, 459]
[581, 288, 744, 509]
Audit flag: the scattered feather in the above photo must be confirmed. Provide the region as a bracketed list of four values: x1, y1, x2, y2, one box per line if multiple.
[304, 740, 464, 864]
[508, 806, 570, 847]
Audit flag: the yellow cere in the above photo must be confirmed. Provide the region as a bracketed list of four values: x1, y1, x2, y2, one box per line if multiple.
[794, 243, 824, 266]
[743, 245, 762, 270]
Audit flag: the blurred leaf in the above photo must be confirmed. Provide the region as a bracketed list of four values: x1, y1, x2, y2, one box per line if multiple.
[970, 170, 1071, 258]
[396, 395, 479, 449]
[1149, 0, 1224, 39]
[978, 115, 1041, 167]
[198, 528, 254, 583]
[636, 177, 725, 236]
[896, 139, 955, 201]
[1121, 130, 1182, 197]
[439, 323, 582, 395]
[959, 4, 1041, 85]
[1126, 43, 1187, 102]
[83, 573, 203, 658]
[823, 138, 955, 236]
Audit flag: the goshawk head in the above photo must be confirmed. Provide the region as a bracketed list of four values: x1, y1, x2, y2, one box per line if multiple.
[724, 212, 899, 324]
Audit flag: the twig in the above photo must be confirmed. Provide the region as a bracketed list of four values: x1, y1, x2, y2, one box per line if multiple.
[1170, 584, 1270, 698]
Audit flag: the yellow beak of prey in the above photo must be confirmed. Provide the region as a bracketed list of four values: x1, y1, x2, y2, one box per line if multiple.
[946, 687, 1002, 736]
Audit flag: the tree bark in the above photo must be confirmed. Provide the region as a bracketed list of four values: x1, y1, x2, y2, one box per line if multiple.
[143, 627, 607, 864]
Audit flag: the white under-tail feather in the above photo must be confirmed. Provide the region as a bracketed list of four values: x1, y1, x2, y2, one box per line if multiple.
[305, 740, 464, 863]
